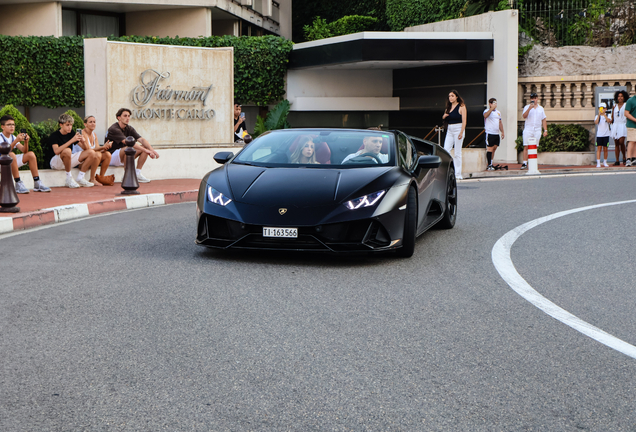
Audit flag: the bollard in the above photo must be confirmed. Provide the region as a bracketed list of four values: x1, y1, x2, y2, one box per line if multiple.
[526, 137, 541, 175]
[120, 136, 140, 195]
[0, 137, 20, 213]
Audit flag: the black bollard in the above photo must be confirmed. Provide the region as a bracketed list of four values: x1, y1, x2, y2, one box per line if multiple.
[0, 137, 20, 213]
[120, 136, 140, 195]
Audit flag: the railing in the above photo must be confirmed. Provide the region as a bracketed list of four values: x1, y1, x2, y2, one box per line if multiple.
[512, 0, 636, 47]
[518, 74, 636, 122]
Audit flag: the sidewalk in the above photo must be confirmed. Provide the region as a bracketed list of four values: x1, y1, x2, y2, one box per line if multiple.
[466, 162, 636, 179]
[0, 179, 200, 234]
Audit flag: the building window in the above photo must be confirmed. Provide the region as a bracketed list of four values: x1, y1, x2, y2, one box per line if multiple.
[62, 9, 124, 37]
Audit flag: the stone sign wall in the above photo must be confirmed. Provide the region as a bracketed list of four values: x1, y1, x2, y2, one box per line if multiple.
[84, 39, 233, 147]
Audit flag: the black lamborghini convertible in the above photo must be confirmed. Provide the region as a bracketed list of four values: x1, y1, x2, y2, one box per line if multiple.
[196, 128, 456, 257]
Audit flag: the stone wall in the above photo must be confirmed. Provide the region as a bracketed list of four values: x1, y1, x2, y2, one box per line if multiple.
[520, 44, 636, 77]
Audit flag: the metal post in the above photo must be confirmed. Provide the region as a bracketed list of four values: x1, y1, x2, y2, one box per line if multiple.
[120, 136, 140, 195]
[0, 137, 20, 213]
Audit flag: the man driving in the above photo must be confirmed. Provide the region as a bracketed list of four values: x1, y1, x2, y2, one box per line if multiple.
[342, 135, 388, 164]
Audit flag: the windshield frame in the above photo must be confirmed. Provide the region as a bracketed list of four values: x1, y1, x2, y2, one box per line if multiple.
[232, 129, 397, 169]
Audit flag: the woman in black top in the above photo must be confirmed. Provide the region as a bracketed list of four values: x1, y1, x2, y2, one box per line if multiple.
[442, 90, 467, 179]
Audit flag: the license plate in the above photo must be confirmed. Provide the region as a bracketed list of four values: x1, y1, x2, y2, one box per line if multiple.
[263, 227, 298, 238]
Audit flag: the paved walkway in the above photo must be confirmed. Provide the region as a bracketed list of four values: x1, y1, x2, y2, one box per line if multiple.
[0, 179, 200, 234]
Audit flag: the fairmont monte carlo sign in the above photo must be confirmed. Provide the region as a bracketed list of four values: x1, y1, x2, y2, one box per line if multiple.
[131, 69, 215, 121]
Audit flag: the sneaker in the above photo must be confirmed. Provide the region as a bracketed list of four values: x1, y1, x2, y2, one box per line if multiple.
[15, 181, 29, 194]
[65, 177, 80, 188]
[487, 165, 495, 171]
[520, 163, 528, 170]
[596, 162, 601, 168]
[136, 172, 151, 183]
[33, 180, 51, 192]
[626, 160, 632, 167]
[603, 161, 609, 167]
[77, 178, 94, 187]
[456, 175, 463, 180]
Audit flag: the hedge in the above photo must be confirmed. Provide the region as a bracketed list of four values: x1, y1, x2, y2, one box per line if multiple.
[304, 15, 379, 41]
[515, 124, 591, 153]
[0, 35, 294, 109]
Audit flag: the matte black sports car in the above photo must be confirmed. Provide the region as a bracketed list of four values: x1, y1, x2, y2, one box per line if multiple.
[196, 128, 456, 257]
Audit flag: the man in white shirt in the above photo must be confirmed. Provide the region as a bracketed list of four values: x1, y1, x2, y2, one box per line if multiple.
[521, 92, 548, 170]
[342, 135, 389, 164]
[483, 98, 505, 170]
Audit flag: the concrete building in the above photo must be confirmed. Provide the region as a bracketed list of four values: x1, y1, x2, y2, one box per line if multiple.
[0, 0, 291, 40]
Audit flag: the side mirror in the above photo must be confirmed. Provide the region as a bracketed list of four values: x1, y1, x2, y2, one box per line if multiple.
[417, 155, 442, 169]
[214, 151, 233, 164]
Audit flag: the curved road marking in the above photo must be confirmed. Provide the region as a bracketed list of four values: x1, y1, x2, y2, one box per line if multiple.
[492, 199, 636, 359]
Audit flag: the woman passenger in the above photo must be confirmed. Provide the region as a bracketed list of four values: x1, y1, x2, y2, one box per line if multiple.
[290, 136, 319, 164]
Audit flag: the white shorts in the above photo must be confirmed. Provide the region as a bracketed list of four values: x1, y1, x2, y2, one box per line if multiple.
[15, 153, 25, 168]
[109, 149, 125, 167]
[523, 128, 542, 146]
[50, 152, 82, 170]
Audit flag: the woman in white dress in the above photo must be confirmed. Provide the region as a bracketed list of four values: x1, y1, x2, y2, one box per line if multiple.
[611, 90, 629, 165]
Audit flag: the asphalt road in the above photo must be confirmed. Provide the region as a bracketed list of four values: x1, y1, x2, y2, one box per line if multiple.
[2, 173, 636, 431]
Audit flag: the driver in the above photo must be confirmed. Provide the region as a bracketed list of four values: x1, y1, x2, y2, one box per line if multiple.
[342, 135, 388, 164]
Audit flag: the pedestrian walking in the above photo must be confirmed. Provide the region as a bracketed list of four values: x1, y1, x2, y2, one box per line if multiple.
[442, 90, 467, 179]
[611, 90, 629, 165]
[520, 92, 547, 170]
[595, 102, 611, 167]
[483, 98, 504, 170]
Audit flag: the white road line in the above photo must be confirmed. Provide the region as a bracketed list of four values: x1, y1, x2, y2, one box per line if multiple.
[492, 199, 636, 359]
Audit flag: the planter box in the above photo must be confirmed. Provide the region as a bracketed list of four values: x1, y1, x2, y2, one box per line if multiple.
[449, 148, 487, 174]
[517, 151, 596, 165]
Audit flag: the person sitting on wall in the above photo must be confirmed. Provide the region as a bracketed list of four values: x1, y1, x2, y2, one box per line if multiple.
[72, 115, 114, 186]
[49, 113, 99, 188]
[0, 115, 50, 193]
[106, 108, 159, 183]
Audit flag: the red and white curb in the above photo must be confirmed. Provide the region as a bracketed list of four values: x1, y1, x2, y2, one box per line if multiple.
[0, 190, 197, 234]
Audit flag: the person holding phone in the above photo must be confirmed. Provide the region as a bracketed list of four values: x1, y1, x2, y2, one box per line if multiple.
[442, 90, 467, 179]
[520, 92, 547, 170]
[0, 115, 50, 193]
[49, 113, 99, 187]
[233, 103, 248, 142]
[594, 102, 612, 168]
[483, 97, 505, 170]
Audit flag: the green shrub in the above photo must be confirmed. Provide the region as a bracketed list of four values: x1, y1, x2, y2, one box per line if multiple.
[386, 0, 466, 31]
[304, 15, 379, 41]
[0, 35, 293, 109]
[252, 100, 291, 138]
[0, 104, 43, 168]
[64, 109, 85, 130]
[515, 124, 590, 153]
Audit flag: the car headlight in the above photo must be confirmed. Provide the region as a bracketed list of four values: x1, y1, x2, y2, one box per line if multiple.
[344, 190, 386, 210]
[207, 186, 232, 206]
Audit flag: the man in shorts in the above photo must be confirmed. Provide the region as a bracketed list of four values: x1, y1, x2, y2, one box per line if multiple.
[594, 102, 611, 167]
[520, 92, 547, 170]
[483, 98, 505, 170]
[0, 115, 50, 193]
[624, 94, 636, 167]
[106, 108, 159, 182]
[49, 113, 99, 188]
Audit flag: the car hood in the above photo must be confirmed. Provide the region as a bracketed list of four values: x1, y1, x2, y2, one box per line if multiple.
[226, 164, 393, 207]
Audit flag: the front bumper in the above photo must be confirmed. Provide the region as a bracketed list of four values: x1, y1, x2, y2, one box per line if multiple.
[196, 213, 403, 253]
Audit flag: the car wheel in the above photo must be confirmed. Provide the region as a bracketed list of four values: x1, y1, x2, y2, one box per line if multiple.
[436, 167, 457, 229]
[397, 186, 417, 258]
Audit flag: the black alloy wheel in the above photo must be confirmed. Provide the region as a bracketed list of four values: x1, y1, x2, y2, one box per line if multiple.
[436, 168, 457, 229]
[397, 186, 417, 258]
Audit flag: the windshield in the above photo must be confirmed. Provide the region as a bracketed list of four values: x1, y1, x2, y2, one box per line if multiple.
[233, 129, 396, 168]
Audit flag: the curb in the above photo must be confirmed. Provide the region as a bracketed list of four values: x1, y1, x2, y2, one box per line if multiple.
[0, 190, 198, 235]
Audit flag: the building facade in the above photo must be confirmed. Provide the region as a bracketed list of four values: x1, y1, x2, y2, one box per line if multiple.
[0, 0, 291, 40]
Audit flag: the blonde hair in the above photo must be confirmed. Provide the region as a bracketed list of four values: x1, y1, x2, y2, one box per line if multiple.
[290, 135, 318, 164]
